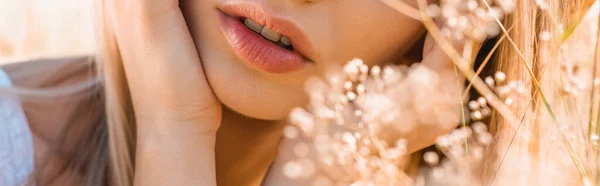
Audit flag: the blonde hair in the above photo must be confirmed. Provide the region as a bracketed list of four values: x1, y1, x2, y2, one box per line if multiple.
[95, 0, 135, 185]
[487, 0, 596, 185]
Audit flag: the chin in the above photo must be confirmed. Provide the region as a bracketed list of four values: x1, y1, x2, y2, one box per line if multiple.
[222, 96, 303, 121]
[206, 66, 310, 121]
[198, 41, 311, 121]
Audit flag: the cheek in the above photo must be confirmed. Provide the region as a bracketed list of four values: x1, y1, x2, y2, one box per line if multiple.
[197, 39, 313, 120]
[321, 1, 423, 67]
[183, 7, 314, 120]
[203, 62, 310, 120]
[339, 21, 422, 67]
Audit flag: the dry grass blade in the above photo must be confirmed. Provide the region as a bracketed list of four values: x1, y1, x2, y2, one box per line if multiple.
[562, 0, 597, 41]
[380, 0, 422, 21]
[415, 0, 524, 139]
[589, 0, 600, 144]
[489, 99, 533, 185]
[454, 48, 468, 151]
[461, 28, 512, 99]
[592, 2, 600, 185]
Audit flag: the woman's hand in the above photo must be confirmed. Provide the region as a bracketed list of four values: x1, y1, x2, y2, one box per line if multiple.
[382, 30, 464, 153]
[104, 0, 221, 185]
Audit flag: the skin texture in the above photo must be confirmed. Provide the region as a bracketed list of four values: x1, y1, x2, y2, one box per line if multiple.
[104, 0, 222, 185]
[5, 0, 461, 185]
[181, 0, 424, 120]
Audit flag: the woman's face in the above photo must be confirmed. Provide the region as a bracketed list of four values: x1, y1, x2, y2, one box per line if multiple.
[181, 0, 423, 120]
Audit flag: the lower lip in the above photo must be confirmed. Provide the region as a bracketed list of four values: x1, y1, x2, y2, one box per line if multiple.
[218, 11, 308, 74]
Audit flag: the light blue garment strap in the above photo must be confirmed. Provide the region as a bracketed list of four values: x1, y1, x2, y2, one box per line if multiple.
[0, 68, 35, 186]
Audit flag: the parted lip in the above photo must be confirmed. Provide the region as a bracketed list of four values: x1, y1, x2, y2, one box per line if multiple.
[217, 2, 316, 62]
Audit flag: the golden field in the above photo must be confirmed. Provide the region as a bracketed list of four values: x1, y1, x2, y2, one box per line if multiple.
[0, 0, 94, 64]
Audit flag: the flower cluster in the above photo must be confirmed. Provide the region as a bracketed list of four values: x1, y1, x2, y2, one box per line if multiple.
[282, 58, 496, 186]
[470, 71, 526, 121]
[279, 0, 600, 185]
[420, 122, 491, 186]
[283, 59, 413, 185]
[428, 0, 515, 41]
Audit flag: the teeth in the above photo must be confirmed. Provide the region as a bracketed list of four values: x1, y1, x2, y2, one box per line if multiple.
[243, 19, 263, 33]
[260, 27, 282, 42]
[242, 18, 292, 48]
[280, 36, 291, 46]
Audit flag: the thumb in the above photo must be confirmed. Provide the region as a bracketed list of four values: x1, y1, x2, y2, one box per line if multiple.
[420, 18, 463, 73]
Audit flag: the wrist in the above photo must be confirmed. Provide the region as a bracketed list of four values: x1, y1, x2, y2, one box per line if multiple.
[134, 126, 217, 186]
[136, 119, 219, 142]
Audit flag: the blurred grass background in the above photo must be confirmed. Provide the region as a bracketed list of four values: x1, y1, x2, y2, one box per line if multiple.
[0, 0, 95, 64]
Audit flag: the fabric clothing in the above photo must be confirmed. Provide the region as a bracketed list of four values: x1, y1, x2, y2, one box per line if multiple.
[0, 67, 34, 186]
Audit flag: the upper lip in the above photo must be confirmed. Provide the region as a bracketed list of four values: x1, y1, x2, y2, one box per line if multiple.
[218, 2, 316, 62]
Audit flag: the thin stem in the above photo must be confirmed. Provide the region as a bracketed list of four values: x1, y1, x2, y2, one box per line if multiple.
[593, 2, 600, 185]
[589, 1, 600, 144]
[489, 100, 532, 185]
[462, 28, 512, 99]
[453, 51, 468, 153]
[416, 0, 524, 138]
[561, 0, 597, 42]
[490, 62, 550, 185]
[381, 0, 422, 21]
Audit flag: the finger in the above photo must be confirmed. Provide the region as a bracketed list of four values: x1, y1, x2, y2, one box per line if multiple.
[383, 18, 465, 153]
[105, 0, 220, 125]
[421, 18, 455, 73]
[421, 36, 453, 73]
[421, 17, 445, 56]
